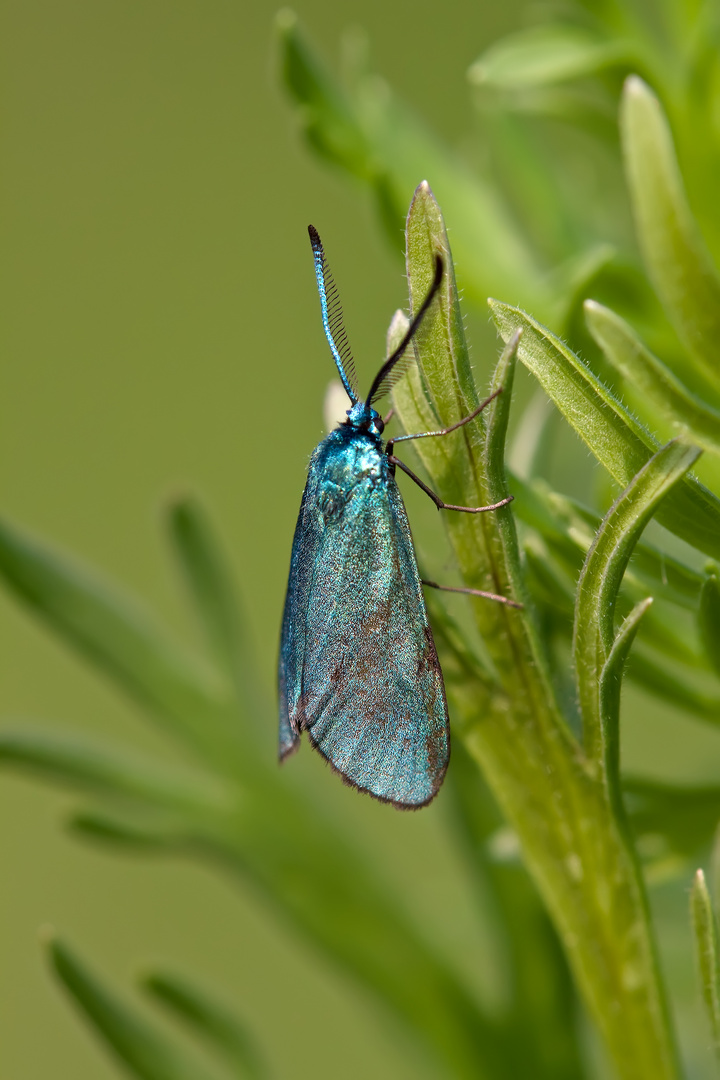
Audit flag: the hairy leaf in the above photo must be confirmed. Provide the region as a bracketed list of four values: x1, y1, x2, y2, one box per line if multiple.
[690, 870, 720, 1060]
[573, 440, 700, 771]
[490, 302, 720, 559]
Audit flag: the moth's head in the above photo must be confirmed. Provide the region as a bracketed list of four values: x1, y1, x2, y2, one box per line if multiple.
[345, 400, 384, 437]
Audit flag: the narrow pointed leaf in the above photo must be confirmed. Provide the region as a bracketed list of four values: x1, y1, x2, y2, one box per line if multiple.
[468, 25, 631, 90]
[166, 497, 255, 706]
[521, 541, 712, 704]
[510, 473, 704, 610]
[68, 809, 186, 853]
[143, 971, 267, 1079]
[47, 936, 223, 1080]
[573, 440, 700, 769]
[402, 182, 527, 628]
[601, 598, 653, 751]
[482, 330, 529, 615]
[0, 515, 237, 766]
[690, 870, 720, 1059]
[585, 300, 720, 456]
[206, 781, 514, 1079]
[490, 301, 720, 559]
[621, 77, 720, 388]
[0, 729, 228, 817]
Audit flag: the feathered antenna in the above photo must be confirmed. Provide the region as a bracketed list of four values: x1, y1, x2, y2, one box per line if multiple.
[308, 226, 359, 403]
[366, 255, 443, 405]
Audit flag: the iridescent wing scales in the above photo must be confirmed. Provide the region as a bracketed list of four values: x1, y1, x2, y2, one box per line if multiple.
[278, 444, 449, 808]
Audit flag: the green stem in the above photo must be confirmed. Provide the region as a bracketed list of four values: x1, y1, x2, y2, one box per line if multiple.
[393, 183, 679, 1079]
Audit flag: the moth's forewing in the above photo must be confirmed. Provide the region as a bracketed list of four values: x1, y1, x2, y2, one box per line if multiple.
[278, 426, 449, 808]
[278, 445, 324, 761]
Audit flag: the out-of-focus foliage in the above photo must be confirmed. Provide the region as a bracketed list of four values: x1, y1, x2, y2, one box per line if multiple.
[4, 1, 720, 1077]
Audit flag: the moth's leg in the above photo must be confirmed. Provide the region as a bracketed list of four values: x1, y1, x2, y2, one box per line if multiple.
[382, 406, 394, 426]
[422, 578, 522, 609]
[385, 388, 502, 455]
[389, 454, 513, 515]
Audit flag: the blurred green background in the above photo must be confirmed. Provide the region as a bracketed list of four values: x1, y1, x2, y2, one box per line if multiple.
[6, 3, 720, 1077]
[0, 3, 532, 1077]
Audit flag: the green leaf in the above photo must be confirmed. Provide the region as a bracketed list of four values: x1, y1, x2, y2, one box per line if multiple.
[485, 331, 521, 502]
[0, 729, 228, 818]
[468, 25, 631, 90]
[601, 597, 653, 745]
[0, 515, 241, 770]
[143, 971, 267, 1079]
[22, 751, 517, 1080]
[166, 497, 258, 708]
[573, 439, 701, 772]
[700, 574, 720, 678]
[275, 10, 371, 178]
[406, 180, 483, 414]
[490, 301, 720, 560]
[585, 300, 720, 456]
[46, 935, 223, 1080]
[400, 181, 527, 634]
[690, 870, 720, 1060]
[68, 808, 187, 853]
[522, 536, 715, 716]
[511, 474, 704, 610]
[620, 76, 720, 390]
[275, 14, 547, 313]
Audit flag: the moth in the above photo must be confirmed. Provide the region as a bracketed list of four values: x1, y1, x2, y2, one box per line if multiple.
[278, 226, 516, 808]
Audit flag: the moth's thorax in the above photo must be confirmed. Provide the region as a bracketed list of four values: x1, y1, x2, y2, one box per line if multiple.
[311, 423, 389, 524]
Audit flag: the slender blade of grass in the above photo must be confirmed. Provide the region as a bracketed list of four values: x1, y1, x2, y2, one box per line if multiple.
[46, 935, 224, 1080]
[0, 515, 239, 770]
[143, 971, 268, 1080]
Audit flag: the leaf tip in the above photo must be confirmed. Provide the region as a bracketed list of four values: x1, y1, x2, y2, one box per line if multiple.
[41, 928, 73, 981]
[163, 489, 196, 524]
[623, 73, 651, 101]
[275, 7, 297, 35]
[409, 179, 438, 217]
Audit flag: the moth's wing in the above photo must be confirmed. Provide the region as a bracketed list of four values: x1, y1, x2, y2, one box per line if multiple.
[278, 453, 324, 761]
[300, 475, 449, 808]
